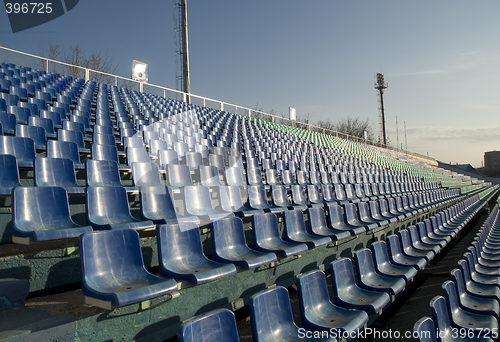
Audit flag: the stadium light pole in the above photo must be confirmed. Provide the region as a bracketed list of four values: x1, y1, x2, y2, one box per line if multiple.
[181, 0, 190, 103]
[375, 73, 388, 146]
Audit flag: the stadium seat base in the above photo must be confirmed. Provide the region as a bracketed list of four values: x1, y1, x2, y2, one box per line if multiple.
[11, 236, 31, 245]
[85, 296, 112, 310]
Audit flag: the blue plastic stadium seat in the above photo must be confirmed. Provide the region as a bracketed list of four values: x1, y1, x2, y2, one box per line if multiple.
[70, 114, 91, 131]
[149, 139, 168, 157]
[139, 185, 198, 225]
[462, 252, 500, 287]
[370, 240, 417, 282]
[131, 162, 164, 187]
[225, 167, 246, 188]
[386, 197, 408, 220]
[467, 245, 500, 273]
[247, 185, 283, 213]
[126, 147, 150, 166]
[1, 93, 19, 107]
[246, 168, 264, 186]
[408, 225, 442, 254]
[47, 140, 83, 169]
[15, 124, 46, 150]
[0, 112, 16, 135]
[0, 135, 35, 167]
[271, 185, 295, 210]
[93, 127, 115, 139]
[399, 229, 435, 262]
[423, 218, 451, 244]
[57, 129, 89, 153]
[344, 202, 378, 231]
[330, 257, 391, 313]
[12, 186, 93, 244]
[451, 268, 500, 315]
[86, 186, 154, 231]
[357, 201, 388, 227]
[183, 185, 232, 224]
[306, 207, 351, 241]
[457, 259, 500, 301]
[29, 116, 55, 138]
[306, 184, 326, 207]
[0, 154, 21, 195]
[353, 248, 406, 295]
[210, 216, 277, 269]
[430, 296, 494, 342]
[289, 184, 310, 208]
[413, 317, 438, 342]
[158, 149, 179, 169]
[199, 165, 223, 187]
[174, 141, 189, 159]
[0, 80, 11, 94]
[325, 204, 365, 235]
[166, 164, 193, 188]
[443, 278, 499, 319]
[283, 209, 331, 248]
[218, 185, 262, 217]
[265, 169, 281, 186]
[91, 143, 127, 166]
[251, 212, 308, 257]
[63, 121, 90, 142]
[156, 222, 237, 284]
[296, 269, 368, 334]
[9, 86, 27, 102]
[368, 200, 395, 224]
[386, 234, 427, 270]
[185, 152, 203, 171]
[249, 286, 336, 342]
[34, 157, 84, 194]
[85, 159, 135, 192]
[177, 308, 240, 342]
[79, 229, 178, 309]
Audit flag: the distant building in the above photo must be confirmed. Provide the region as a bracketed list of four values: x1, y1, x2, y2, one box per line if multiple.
[484, 151, 500, 171]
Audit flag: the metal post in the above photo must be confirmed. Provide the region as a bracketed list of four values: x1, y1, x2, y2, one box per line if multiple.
[115, 77, 117, 86]
[404, 121, 408, 155]
[85, 68, 90, 82]
[140, 82, 143, 93]
[181, 0, 190, 103]
[396, 116, 399, 151]
[220, 103, 224, 111]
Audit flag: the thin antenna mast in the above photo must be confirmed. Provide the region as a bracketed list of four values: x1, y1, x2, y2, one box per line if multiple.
[180, 0, 190, 103]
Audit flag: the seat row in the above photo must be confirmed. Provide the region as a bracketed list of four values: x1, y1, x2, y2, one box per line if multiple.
[9, 175, 460, 244]
[414, 203, 500, 342]
[82, 192, 480, 309]
[174, 195, 486, 342]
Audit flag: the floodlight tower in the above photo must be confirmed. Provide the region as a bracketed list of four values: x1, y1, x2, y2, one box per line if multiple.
[173, 0, 190, 103]
[375, 73, 388, 145]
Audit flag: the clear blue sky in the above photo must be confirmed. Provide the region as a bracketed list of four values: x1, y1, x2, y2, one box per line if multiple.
[1, 1, 499, 167]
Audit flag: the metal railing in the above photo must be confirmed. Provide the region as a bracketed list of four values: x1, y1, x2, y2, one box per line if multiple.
[0, 45, 435, 162]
